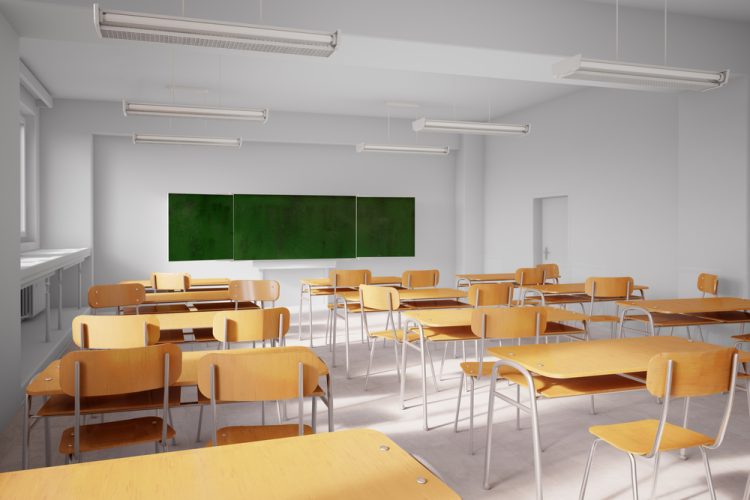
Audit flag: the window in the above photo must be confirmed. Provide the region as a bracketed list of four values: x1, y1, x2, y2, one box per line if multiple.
[20, 118, 26, 237]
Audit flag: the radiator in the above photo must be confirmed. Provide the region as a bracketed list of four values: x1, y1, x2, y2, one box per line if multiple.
[20, 282, 46, 320]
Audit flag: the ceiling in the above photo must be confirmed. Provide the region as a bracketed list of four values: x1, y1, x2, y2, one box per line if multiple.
[582, 0, 750, 22]
[3, 0, 748, 121]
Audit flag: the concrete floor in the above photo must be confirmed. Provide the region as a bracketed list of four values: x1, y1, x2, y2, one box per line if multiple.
[1, 311, 748, 499]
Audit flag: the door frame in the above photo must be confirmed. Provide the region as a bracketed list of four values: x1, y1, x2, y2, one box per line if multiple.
[532, 194, 569, 267]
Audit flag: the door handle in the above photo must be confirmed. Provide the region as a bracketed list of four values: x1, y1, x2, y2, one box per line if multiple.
[543, 246, 550, 260]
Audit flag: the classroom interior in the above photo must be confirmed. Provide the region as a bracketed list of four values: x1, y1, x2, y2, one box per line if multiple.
[0, 0, 749, 498]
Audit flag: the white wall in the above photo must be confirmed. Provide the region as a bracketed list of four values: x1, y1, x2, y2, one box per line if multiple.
[0, 12, 22, 428]
[455, 134, 485, 274]
[485, 88, 680, 296]
[92, 135, 456, 307]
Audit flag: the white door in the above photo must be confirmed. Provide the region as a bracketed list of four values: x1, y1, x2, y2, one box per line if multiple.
[536, 196, 568, 271]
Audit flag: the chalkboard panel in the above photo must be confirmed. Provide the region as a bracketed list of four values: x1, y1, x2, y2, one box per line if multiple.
[233, 194, 356, 260]
[169, 193, 233, 261]
[357, 197, 415, 257]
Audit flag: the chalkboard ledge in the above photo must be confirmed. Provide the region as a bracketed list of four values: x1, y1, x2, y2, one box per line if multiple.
[249, 259, 340, 270]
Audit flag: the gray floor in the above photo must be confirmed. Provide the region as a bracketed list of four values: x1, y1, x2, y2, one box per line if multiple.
[1, 311, 748, 499]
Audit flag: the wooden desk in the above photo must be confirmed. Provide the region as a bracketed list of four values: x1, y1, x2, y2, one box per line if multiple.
[522, 283, 648, 307]
[121, 277, 231, 288]
[455, 273, 516, 287]
[333, 288, 469, 378]
[5, 429, 458, 499]
[401, 307, 589, 430]
[616, 297, 750, 337]
[143, 289, 231, 304]
[483, 337, 720, 495]
[298, 275, 402, 347]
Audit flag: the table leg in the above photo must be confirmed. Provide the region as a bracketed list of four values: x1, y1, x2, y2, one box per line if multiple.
[298, 285, 304, 341]
[420, 335, 428, 430]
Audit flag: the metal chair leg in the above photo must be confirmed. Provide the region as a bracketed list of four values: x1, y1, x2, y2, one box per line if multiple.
[468, 376, 475, 454]
[680, 397, 690, 459]
[650, 452, 660, 500]
[700, 447, 717, 500]
[167, 407, 177, 445]
[516, 384, 521, 430]
[312, 397, 317, 433]
[590, 395, 596, 415]
[364, 339, 376, 391]
[454, 372, 464, 433]
[579, 438, 602, 500]
[195, 405, 203, 442]
[628, 453, 639, 500]
[483, 375, 499, 490]
[393, 338, 401, 380]
[742, 472, 750, 500]
[426, 343, 439, 393]
[439, 343, 449, 381]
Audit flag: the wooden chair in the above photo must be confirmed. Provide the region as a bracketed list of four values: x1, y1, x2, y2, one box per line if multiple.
[697, 273, 719, 297]
[360, 286, 416, 390]
[327, 269, 371, 377]
[580, 348, 739, 500]
[514, 267, 544, 287]
[87, 283, 145, 314]
[58, 344, 181, 462]
[536, 263, 560, 284]
[454, 307, 546, 453]
[584, 277, 634, 337]
[197, 347, 328, 446]
[229, 279, 280, 309]
[151, 272, 189, 291]
[72, 314, 160, 349]
[401, 269, 439, 289]
[211, 307, 290, 349]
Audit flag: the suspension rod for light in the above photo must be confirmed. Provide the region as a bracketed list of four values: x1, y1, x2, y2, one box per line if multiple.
[355, 143, 449, 155]
[132, 134, 242, 147]
[123, 101, 268, 122]
[94, 4, 339, 57]
[413, 118, 529, 136]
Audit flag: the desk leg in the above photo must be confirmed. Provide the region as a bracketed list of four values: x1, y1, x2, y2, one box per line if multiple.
[57, 268, 63, 330]
[400, 335, 408, 410]
[680, 397, 690, 460]
[308, 292, 314, 346]
[77, 263, 82, 309]
[21, 395, 30, 469]
[44, 277, 50, 343]
[298, 285, 304, 341]
[331, 303, 337, 367]
[44, 396, 51, 467]
[344, 303, 350, 379]
[420, 336, 428, 430]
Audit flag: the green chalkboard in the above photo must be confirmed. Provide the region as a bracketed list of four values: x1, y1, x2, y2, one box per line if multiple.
[168, 193, 233, 261]
[357, 197, 415, 257]
[233, 194, 356, 260]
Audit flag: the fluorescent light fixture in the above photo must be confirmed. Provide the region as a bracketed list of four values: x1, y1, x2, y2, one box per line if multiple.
[413, 118, 529, 136]
[553, 54, 728, 91]
[94, 4, 339, 57]
[355, 143, 449, 155]
[132, 134, 242, 147]
[123, 101, 268, 122]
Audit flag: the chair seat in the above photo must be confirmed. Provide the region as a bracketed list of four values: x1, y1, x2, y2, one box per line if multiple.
[589, 419, 713, 455]
[59, 416, 175, 454]
[207, 424, 312, 446]
[371, 329, 420, 342]
[587, 315, 620, 323]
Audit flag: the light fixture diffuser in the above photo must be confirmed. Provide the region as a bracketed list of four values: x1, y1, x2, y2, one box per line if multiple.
[355, 143, 449, 155]
[553, 54, 728, 91]
[132, 134, 242, 147]
[413, 118, 529, 136]
[94, 4, 338, 57]
[123, 101, 268, 122]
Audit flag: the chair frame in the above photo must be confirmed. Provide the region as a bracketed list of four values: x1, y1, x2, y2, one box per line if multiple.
[328, 270, 371, 378]
[67, 349, 173, 463]
[579, 353, 739, 500]
[361, 287, 407, 390]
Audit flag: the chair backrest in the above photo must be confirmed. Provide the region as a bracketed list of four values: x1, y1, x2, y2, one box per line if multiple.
[72, 314, 161, 349]
[584, 277, 634, 298]
[471, 307, 547, 340]
[211, 307, 290, 345]
[228, 280, 280, 303]
[59, 344, 182, 397]
[196, 347, 326, 402]
[697, 273, 719, 296]
[359, 285, 400, 311]
[646, 348, 737, 399]
[402, 269, 439, 288]
[328, 269, 371, 289]
[514, 267, 545, 286]
[467, 283, 513, 307]
[151, 272, 189, 291]
[87, 283, 145, 310]
[536, 263, 560, 283]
